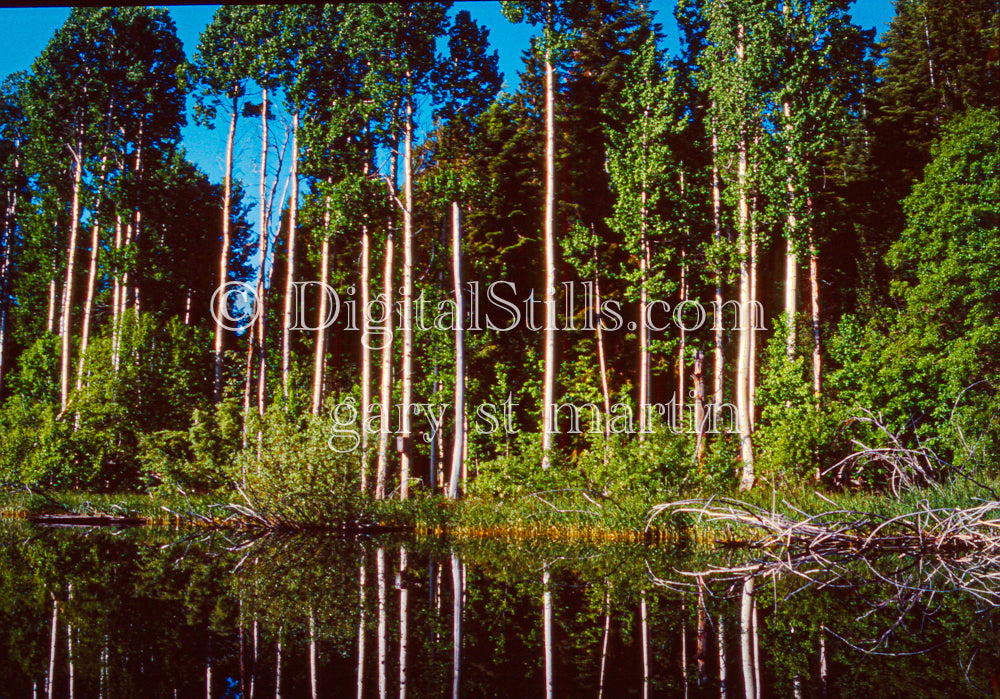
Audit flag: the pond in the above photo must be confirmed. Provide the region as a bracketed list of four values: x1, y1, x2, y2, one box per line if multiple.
[1, 521, 998, 698]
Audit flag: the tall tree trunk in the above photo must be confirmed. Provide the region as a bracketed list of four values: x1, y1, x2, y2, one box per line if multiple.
[376, 224, 394, 500]
[594, 248, 611, 444]
[60, 144, 84, 410]
[736, 24, 756, 490]
[360, 155, 372, 491]
[77, 154, 110, 390]
[111, 216, 121, 371]
[400, 93, 414, 500]
[783, 96, 798, 358]
[540, 34, 557, 470]
[275, 626, 283, 699]
[711, 113, 724, 414]
[215, 98, 238, 402]
[449, 202, 464, 499]
[281, 112, 299, 401]
[47, 277, 57, 334]
[311, 194, 332, 415]
[255, 87, 270, 438]
[809, 226, 822, 405]
[638, 110, 650, 439]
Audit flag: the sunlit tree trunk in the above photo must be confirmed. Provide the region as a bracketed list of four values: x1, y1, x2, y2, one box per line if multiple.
[449, 202, 464, 499]
[735, 23, 756, 490]
[400, 93, 414, 500]
[77, 154, 110, 390]
[360, 157, 372, 491]
[215, 97, 238, 402]
[783, 96, 798, 358]
[311, 193, 331, 415]
[809, 226, 822, 406]
[594, 248, 611, 443]
[111, 217, 121, 370]
[60, 142, 84, 410]
[281, 112, 299, 401]
[254, 87, 269, 438]
[47, 276, 57, 334]
[710, 113, 724, 413]
[638, 110, 650, 439]
[540, 30, 557, 470]
[376, 224, 394, 500]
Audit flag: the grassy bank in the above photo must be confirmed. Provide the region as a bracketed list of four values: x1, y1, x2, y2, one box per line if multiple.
[3, 476, 997, 546]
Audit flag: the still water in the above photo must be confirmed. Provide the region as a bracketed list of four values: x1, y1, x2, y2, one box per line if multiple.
[1, 521, 998, 697]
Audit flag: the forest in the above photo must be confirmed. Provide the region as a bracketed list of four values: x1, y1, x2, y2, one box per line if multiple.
[0, 1, 996, 527]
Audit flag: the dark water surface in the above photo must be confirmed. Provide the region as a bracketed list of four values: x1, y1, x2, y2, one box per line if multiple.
[1, 521, 999, 698]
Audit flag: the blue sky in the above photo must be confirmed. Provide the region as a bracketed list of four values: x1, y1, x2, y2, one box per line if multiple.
[0, 2, 895, 263]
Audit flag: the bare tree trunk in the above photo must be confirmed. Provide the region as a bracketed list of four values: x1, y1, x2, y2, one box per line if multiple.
[376, 226, 394, 500]
[783, 92, 798, 358]
[595, 258, 611, 442]
[819, 627, 828, 699]
[400, 94, 414, 500]
[736, 24, 755, 490]
[711, 113, 724, 413]
[694, 350, 706, 463]
[311, 196, 331, 415]
[639, 111, 650, 439]
[47, 277, 57, 334]
[739, 578, 756, 699]
[449, 202, 464, 499]
[77, 155, 110, 390]
[215, 99, 238, 402]
[809, 227, 822, 406]
[451, 550, 463, 699]
[749, 193, 758, 432]
[540, 35, 557, 470]
[360, 158, 372, 491]
[60, 145, 84, 410]
[281, 112, 299, 401]
[111, 217, 121, 370]
[254, 87, 270, 440]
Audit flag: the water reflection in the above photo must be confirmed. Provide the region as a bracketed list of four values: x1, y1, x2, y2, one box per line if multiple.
[1, 521, 1000, 697]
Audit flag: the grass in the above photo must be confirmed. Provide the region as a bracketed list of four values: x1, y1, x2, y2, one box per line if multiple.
[2, 475, 997, 545]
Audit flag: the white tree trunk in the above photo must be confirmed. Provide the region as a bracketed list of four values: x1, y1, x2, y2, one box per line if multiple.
[736, 24, 756, 490]
[400, 95, 414, 500]
[543, 565, 554, 699]
[451, 550, 463, 699]
[540, 43, 557, 469]
[399, 546, 409, 699]
[60, 146, 84, 410]
[376, 227, 394, 500]
[449, 202, 465, 499]
[311, 196, 331, 415]
[281, 112, 299, 400]
[215, 99, 238, 402]
[711, 114, 724, 413]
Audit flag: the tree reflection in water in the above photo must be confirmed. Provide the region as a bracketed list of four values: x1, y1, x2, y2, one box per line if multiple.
[2, 521, 1000, 697]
